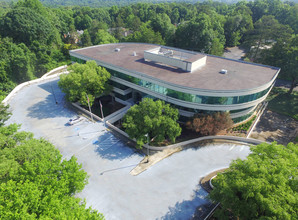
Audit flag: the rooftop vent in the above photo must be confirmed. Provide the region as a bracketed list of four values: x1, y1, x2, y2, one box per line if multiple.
[220, 69, 228, 74]
[133, 51, 137, 56]
[115, 48, 120, 52]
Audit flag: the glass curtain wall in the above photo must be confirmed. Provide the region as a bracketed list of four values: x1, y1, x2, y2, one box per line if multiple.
[108, 68, 270, 105]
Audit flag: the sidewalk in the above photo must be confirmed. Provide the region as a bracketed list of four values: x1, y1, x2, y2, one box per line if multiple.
[130, 146, 182, 175]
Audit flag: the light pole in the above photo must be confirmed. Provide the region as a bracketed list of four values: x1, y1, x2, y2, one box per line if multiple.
[51, 84, 58, 104]
[86, 94, 94, 122]
[145, 133, 149, 163]
[99, 100, 105, 127]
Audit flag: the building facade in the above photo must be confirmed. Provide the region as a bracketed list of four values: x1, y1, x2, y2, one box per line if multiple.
[70, 43, 280, 123]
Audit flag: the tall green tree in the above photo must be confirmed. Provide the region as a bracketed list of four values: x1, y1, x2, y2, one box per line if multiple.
[174, 13, 225, 55]
[0, 103, 10, 127]
[75, 14, 92, 30]
[260, 35, 298, 94]
[244, 15, 293, 60]
[224, 12, 253, 47]
[125, 22, 165, 45]
[0, 7, 54, 46]
[0, 124, 104, 219]
[123, 98, 181, 148]
[0, 38, 35, 83]
[94, 29, 118, 45]
[150, 13, 175, 43]
[80, 29, 92, 47]
[209, 142, 298, 219]
[58, 60, 111, 107]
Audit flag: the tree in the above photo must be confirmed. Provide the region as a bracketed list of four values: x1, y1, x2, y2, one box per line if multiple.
[174, 13, 225, 55]
[224, 13, 253, 47]
[75, 14, 92, 30]
[88, 20, 109, 44]
[125, 23, 165, 45]
[150, 13, 175, 43]
[0, 38, 35, 83]
[259, 35, 298, 94]
[58, 60, 111, 107]
[123, 98, 181, 148]
[0, 103, 11, 127]
[0, 124, 104, 219]
[0, 7, 54, 46]
[126, 14, 142, 31]
[186, 112, 233, 136]
[94, 29, 118, 45]
[244, 15, 293, 60]
[209, 142, 298, 219]
[80, 29, 92, 47]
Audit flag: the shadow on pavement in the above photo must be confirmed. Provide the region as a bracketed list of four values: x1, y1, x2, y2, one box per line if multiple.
[94, 132, 140, 161]
[27, 94, 73, 119]
[38, 79, 60, 93]
[160, 185, 210, 220]
[99, 164, 139, 175]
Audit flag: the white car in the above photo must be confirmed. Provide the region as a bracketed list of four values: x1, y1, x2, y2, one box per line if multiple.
[67, 116, 84, 125]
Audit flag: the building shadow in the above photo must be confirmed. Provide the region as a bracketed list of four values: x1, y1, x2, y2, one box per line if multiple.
[135, 58, 186, 74]
[159, 185, 211, 220]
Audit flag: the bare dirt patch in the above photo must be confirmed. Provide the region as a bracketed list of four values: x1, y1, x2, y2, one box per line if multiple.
[250, 109, 298, 145]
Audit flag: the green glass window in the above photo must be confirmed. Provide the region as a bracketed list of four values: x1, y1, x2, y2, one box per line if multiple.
[108, 68, 270, 106]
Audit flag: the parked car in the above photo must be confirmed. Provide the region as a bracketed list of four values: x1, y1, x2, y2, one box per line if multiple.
[67, 116, 84, 125]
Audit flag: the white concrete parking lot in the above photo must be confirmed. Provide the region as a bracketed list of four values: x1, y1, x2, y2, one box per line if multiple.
[6, 78, 250, 220]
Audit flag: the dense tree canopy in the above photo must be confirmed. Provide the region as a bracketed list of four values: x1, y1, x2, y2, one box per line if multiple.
[0, 37, 35, 83]
[0, 103, 10, 126]
[209, 142, 298, 219]
[123, 98, 181, 148]
[0, 7, 54, 46]
[0, 106, 103, 218]
[0, 0, 297, 102]
[245, 15, 293, 60]
[0, 124, 104, 218]
[58, 60, 111, 106]
[94, 29, 118, 45]
[259, 34, 298, 93]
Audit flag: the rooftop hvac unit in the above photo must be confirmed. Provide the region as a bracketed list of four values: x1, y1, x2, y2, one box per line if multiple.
[115, 48, 120, 52]
[220, 69, 228, 74]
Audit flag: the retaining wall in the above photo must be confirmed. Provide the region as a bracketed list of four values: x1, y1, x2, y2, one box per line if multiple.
[2, 65, 68, 105]
[70, 100, 266, 151]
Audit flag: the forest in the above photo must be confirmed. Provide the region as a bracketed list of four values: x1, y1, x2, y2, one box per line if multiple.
[0, 0, 297, 101]
[0, 0, 297, 217]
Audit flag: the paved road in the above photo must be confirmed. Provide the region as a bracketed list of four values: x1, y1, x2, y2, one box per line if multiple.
[6, 78, 250, 220]
[223, 47, 246, 60]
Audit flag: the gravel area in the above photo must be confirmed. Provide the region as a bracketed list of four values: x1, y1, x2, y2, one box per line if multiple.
[250, 109, 298, 145]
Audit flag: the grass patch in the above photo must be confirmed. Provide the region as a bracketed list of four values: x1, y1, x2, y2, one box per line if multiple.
[267, 88, 298, 120]
[232, 115, 256, 132]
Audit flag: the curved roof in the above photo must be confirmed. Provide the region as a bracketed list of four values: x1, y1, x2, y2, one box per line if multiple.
[70, 43, 280, 91]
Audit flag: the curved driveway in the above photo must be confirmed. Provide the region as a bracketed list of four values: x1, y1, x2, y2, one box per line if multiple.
[6, 78, 250, 220]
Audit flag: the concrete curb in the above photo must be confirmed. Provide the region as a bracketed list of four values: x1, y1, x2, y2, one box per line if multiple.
[130, 147, 182, 176]
[2, 65, 68, 105]
[247, 102, 268, 138]
[70, 100, 266, 151]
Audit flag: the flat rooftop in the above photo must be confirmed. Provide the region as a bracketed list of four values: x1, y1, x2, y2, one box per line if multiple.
[70, 43, 280, 91]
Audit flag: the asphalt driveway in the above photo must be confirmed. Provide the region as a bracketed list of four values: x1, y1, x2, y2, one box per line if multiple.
[6, 78, 250, 220]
